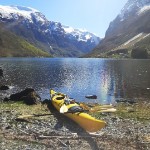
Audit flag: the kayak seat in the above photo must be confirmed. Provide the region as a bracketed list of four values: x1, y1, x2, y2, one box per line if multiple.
[68, 106, 84, 113]
[64, 99, 75, 105]
[56, 96, 65, 100]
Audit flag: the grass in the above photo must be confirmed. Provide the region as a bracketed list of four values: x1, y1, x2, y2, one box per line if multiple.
[0, 23, 51, 57]
[1, 100, 150, 123]
[115, 102, 150, 122]
[88, 101, 150, 123]
[19, 40, 51, 57]
[0, 102, 50, 118]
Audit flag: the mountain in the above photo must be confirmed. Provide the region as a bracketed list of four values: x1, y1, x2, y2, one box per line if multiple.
[0, 23, 51, 57]
[0, 5, 100, 57]
[87, 0, 150, 58]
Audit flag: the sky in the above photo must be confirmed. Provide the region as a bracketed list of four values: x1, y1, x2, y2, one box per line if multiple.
[0, 0, 128, 37]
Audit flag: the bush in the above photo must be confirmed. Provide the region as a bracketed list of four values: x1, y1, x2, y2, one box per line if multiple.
[131, 48, 148, 59]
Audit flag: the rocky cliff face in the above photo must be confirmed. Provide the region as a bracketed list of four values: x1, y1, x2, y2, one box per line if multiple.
[88, 0, 150, 58]
[0, 5, 100, 57]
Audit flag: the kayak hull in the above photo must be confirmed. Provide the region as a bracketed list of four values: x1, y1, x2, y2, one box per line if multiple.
[50, 89, 106, 132]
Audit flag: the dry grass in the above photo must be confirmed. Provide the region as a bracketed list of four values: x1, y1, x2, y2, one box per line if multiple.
[1, 100, 150, 122]
[86, 101, 150, 123]
[0, 102, 50, 118]
[115, 101, 150, 122]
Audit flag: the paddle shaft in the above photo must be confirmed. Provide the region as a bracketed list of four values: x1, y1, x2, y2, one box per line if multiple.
[17, 107, 116, 119]
[17, 111, 82, 119]
[32, 113, 54, 117]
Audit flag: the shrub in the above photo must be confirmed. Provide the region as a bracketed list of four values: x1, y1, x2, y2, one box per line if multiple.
[131, 48, 148, 59]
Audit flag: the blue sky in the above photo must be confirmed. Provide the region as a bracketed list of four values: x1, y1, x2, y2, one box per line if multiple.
[0, 0, 127, 37]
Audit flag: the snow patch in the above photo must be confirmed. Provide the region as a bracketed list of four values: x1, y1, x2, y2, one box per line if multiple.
[142, 33, 150, 39]
[85, 34, 91, 40]
[0, 5, 45, 23]
[63, 26, 74, 33]
[119, 0, 150, 21]
[62, 25, 100, 43]
[124, 33, 143, 45]
[138, 5, 150, 15]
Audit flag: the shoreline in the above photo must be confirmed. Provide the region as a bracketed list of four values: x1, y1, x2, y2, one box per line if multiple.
[0, 100, 150, 150]
[1, 69, 150, 149]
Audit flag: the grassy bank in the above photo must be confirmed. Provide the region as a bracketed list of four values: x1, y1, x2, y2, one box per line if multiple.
[88, 100, 150, 123]
[1, 100, 150, 123]
[115, 101, 150, 122]
[0, 101, 49, 116]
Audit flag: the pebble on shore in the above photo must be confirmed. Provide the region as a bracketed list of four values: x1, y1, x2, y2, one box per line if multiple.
[0, 99, 150, 150]
[0, 68, 3, 77]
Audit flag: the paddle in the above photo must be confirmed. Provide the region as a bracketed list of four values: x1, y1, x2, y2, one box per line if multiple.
[16, 107, 116, 119]
[93, 108, 117, 113]
[16, 113, 55, 119]
[79, 103, 114, 112]
[16, 109, 69, 119]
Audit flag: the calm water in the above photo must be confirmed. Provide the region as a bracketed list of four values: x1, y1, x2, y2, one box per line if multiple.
[0, 58, 150, 104]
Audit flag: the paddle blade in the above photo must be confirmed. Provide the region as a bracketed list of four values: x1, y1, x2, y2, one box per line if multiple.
[99, 104, 113, 108]
[80, 103, 90, 110]
[99, 108, 117, 113]
[17, 114, 35, 119]
[60, 104, 68, 113]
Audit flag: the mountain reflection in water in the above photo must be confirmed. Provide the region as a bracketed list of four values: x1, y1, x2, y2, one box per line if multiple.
[0, 58, 150, 104]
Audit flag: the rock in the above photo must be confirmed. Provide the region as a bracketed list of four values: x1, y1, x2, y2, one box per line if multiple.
[0, 68, 3, 77]
[0, 85, 9, 90]
[21, 91, 41, 105]
[85, 95, 97, 99]
[116, 99, 126, 103]
[111, 117, 118, 122]
[42, 99, 50, 104]
[9, 88, 41, 105]
[3, 97, 10, 102]
[127, 99, 136, 104]
[116, 99, 136, 104]
[45, 100, 56, 111]
[127, 107, 135, 113]
[5, 125, 11, 130]
[10, 88, 34, 101]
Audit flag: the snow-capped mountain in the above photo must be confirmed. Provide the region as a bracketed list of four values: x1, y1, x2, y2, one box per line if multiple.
[88, 0, 150, 58]
[106, 0, 150, 37]
[62, 25, 100, 44]
[0, 5, 41, 22]
[0, 5, 100, 57]
[119, 0, 150, 21]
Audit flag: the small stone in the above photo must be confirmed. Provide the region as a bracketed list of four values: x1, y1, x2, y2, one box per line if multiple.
[127, 107, 135, 113]
[0, 68, 3, 77]
[5, 125, 11, 130]
[0, 85, 9, 90]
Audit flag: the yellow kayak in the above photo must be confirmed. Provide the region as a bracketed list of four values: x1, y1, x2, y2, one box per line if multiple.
[50, 89, 106, 132]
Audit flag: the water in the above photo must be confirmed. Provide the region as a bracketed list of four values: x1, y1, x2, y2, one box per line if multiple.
[0, 58, 150, 104]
